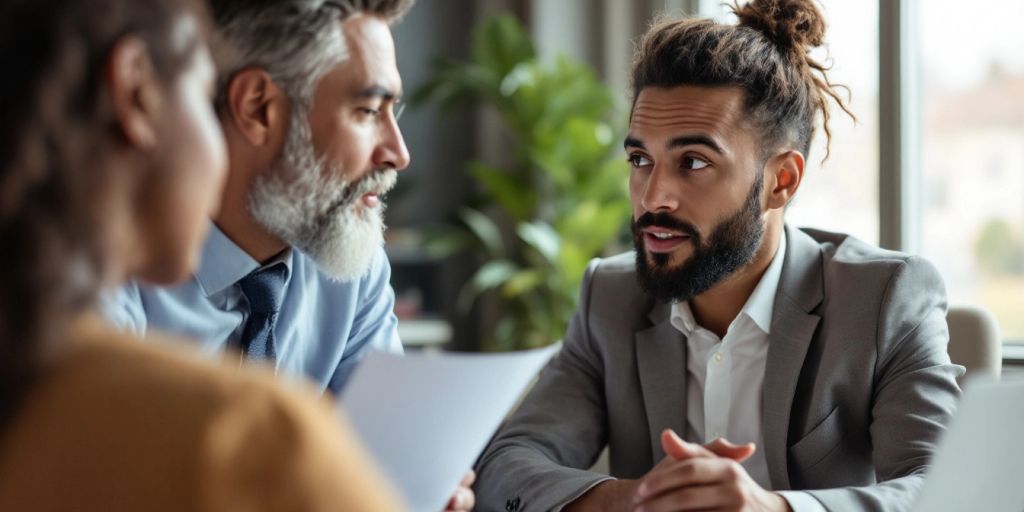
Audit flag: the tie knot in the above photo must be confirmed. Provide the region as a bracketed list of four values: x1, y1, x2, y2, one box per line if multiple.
[238, 263, 288, 314]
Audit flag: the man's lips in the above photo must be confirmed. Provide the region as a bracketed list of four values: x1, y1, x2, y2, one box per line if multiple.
[641, 227, 691, 253]
[361, 192, 383, 208]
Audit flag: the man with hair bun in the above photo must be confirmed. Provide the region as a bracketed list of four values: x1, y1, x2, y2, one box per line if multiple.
[474, 1, 961, 511]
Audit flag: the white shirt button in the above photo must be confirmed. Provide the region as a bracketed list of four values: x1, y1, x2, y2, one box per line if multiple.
[714, 352, 723, 363]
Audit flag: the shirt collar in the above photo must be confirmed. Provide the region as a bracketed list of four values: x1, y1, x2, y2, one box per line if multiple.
[194, 223, 294, 297]
[743, 229, 786, 334]
[670, 230, 787, 336]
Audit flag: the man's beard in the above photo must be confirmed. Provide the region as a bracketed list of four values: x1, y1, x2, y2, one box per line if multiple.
[632, 172, 765, 303]
[248, 107, 396, 282]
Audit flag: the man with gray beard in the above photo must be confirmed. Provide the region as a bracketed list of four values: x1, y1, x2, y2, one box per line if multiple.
[102, 0, 475, 509]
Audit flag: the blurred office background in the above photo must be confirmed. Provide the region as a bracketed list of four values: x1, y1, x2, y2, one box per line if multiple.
[385, 0, 1024, 371]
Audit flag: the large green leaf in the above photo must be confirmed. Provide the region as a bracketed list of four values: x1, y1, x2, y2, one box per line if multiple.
[471, 259, 519, 291]
[459, 208, 505, 256]
[526, 148, 573, 195]
[457, 259, 519, 312]
[487, 317, 517, 352]
[537, 57, 614, 121]
[411, 61, 504, 112]
[422, 226, 475, 258]
[502, 268, 544, 296]
[557, 200, 629, 255]
[578, 156, 630, 201]
[498, 62, 539, 98]
[468, 162, 536, 222]
[558, 243, 593, 291]
[471, 14, 536, 79]
[516, 221, 560, 265]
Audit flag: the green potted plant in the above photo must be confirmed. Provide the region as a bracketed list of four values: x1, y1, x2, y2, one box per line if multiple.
[414, 14, 630, 351]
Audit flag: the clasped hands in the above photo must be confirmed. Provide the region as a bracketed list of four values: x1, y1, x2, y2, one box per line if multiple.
[443, 469, 476, 511]
[569, 430, 791, 512]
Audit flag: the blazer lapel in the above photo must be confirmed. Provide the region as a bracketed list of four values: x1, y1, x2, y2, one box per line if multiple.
[762, 226, 824, 490]
[635, 304, 688, 464]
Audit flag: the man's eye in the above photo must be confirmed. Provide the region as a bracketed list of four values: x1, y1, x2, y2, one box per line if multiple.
[628, 154, 652, 167]
[357, 106, 381, 116]
[682, 156, 709, 170]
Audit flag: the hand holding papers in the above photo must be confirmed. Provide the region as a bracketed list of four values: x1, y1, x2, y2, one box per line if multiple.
[340, 344, 559, 512]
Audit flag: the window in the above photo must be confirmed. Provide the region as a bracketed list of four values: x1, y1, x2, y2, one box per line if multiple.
[782, 0, 880, 244]
[915, 0, 1024, 342]
[698, 1, 880, 244]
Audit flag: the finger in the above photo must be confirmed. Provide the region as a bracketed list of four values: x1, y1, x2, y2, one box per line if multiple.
[457, 486, 476, 511]
[459, 470, 476, 487]
[633, 482, 743, 512]
[444, 486, 475, 511]
[653, 455, 677, 472]
[660, 429, 715, 461]
[704, 438, 756, 462]
[636, 458, 737, 502]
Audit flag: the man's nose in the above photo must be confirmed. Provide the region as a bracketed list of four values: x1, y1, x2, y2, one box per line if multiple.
[639, 164, 679, 213]
[374, 114, 410, 171]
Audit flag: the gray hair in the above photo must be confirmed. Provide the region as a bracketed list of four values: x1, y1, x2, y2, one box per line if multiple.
[209, 0, 414, 111]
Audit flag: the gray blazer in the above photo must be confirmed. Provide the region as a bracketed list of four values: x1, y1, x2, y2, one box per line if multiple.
[475, 226, 963, 512]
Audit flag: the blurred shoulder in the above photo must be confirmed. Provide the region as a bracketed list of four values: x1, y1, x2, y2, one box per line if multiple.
[8, 316, 404, 511]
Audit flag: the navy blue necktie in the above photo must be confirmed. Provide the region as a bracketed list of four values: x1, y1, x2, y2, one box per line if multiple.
[238, 263, 288, 361]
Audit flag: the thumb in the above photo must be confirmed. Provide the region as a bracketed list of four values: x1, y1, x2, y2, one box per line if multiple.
[660, 429, 712, 461]
[704, 437, 756, 462]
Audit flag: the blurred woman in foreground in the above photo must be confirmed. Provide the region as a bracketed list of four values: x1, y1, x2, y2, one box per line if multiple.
[0, 0, 401, 509]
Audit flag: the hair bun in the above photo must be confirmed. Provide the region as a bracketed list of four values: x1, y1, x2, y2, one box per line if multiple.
[735, 0, 826, 53]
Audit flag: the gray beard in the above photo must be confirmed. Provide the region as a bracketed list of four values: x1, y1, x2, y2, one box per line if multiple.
[248, 107, 396, 282]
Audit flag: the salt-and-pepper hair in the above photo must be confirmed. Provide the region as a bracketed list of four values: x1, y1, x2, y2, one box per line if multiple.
[209, 0, 413, 110]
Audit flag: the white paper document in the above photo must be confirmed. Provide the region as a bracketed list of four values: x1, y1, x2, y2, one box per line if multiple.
[340, 344, 560, 511]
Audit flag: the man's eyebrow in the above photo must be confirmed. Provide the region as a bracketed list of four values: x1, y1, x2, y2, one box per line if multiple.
[624, 135, 723, 154]
[357, 85, 400, 101]
[668, 135, 724, 154]
[624, 136, 645, 150]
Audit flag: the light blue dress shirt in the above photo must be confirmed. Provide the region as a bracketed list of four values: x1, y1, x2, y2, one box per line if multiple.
[101, 224, 403, 396]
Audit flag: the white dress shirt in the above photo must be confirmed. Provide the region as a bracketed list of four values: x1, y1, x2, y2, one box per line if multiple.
[670, 232, 825, 512]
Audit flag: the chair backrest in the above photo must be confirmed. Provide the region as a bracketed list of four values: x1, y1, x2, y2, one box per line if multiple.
[946, 304, 1002, 381]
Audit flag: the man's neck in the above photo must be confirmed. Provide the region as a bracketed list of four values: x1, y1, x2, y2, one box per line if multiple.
[212, 197, 288, 265]
[213, 124, 292, 264]
[689, 224, 783, 338]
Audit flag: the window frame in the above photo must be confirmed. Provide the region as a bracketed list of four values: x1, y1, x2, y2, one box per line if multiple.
[888, 0, 1024, 352]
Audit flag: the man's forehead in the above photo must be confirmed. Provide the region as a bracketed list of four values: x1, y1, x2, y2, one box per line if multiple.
[337, 14, 402, 96]
[630, 85, 745, 136]
[341, 14, 396, 52]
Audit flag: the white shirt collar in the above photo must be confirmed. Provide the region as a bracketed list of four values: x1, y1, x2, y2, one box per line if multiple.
[671, 230, 787, 336]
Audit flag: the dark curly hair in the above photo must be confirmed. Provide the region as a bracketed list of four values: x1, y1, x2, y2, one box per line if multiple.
[0, 0, 209, 427]
[631, 0, 854, 162]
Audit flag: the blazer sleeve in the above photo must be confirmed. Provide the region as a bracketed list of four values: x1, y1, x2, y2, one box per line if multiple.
[805, 256, 964, 511]
[474, 259, 614, 512]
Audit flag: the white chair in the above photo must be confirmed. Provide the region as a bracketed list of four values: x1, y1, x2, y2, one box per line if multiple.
[947, 304, 1002, 382]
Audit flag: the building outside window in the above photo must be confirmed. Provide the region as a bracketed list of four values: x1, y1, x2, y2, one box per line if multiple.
[916, 0, 1024, 342]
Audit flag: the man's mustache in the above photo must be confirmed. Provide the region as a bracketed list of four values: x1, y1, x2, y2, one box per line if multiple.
[631, 212, 701, 240]
[337, 167, 397, 207]
[320, 168, 397, 220]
